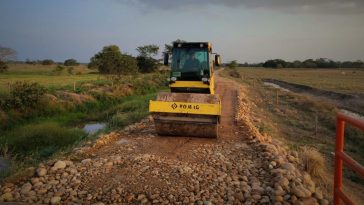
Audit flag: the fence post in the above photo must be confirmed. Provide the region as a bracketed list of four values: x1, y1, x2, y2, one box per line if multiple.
[334, 117, 345, 205]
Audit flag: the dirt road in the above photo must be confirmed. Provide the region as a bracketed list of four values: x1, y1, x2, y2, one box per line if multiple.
[0, 73, 329, 204]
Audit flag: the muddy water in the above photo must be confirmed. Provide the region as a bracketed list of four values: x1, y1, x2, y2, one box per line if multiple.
[263, 82, 290, 92]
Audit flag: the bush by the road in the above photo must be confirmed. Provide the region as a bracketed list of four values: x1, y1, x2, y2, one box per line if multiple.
[0, 82, 46, 110]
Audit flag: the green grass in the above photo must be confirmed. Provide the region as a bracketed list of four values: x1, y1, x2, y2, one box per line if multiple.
[234, 67, 364, 94]
[0, 64, 168, 181]
[0, 64, 103, 93]
[0, 122, 86, 158]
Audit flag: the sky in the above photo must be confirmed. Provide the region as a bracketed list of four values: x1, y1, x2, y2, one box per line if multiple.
[0, 0, 363, 63]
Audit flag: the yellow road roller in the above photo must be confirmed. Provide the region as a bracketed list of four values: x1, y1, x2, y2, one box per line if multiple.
[149, 42, 221, 138]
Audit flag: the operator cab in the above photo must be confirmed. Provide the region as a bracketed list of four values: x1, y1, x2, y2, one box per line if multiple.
[171, 42, 211, 81]
[163, 42, 221, 94]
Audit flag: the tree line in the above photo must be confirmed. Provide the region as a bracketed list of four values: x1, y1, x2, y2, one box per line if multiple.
[237, 58, 364, 69]
[0, 41, 180, 74]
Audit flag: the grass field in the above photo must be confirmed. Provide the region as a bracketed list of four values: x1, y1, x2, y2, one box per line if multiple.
[221, 67, 364, 203]
[235, 67, 364, 94]
[0, 64, 103, 93]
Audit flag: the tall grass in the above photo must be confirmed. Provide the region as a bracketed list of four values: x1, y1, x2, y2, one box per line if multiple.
[0, 122, 86, 158]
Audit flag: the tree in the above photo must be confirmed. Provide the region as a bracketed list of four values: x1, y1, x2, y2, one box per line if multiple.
[136, 45, 159, 58]
[0, 46, 17, 61]
[263, 59, 287, 68]
[89, 45, 138, 75]
[42, 59, 54, 65]
[302, 59, 317, 68]
[0, 60, 8, 73]
[0, 46, 16, 73]
[227, 60, 238, 69]
[64, 58, 79, 66]
[136, 45, 160, 73]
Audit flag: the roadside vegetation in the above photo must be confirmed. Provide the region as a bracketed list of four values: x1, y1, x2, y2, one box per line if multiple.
[0, 44, 168, 181]
[222, 67, 364, 203]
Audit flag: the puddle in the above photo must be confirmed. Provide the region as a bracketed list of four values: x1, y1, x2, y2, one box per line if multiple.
[83, 123, 106, 135]
[263, 82, 290, 92]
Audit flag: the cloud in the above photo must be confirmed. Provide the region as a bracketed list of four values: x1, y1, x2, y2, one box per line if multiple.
[119, 0, 364, 14]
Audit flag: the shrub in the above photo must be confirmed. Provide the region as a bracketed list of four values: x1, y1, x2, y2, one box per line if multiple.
[3, 82, 46, 110]
[300, 147, 326, 179]
[0, 60, 8, 72]
[64, 58, 79, 66]
[67, 66, 74, 74]
[229, 68, 241, 78]
[0, 122, 85, 156]
[227, 60, 238, 69]
[41, 59, 54, 65]
[53, 65, 65, 73]
[136, 56, 158, 73]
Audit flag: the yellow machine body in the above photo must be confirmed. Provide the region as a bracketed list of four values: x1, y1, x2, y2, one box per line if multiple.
[149, 42, 221, 138]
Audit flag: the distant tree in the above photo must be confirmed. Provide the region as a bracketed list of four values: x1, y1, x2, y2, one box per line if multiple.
[263, 59, 287, 68]
[64, 58, 79, 66]
[25, 59, 36, 65]
[0, 60, 8, 73]
[227, 60, 238, 69]
[292, 60, 303, 68]
[136, 45, 159, 73]
[0, 46, 16, 73]
[0, 46, 17, 61]
[302, 59, 317, 68]
[42, 59, 54, 65]
[89, 45, 138, 75]
[136, 45, 159, 58]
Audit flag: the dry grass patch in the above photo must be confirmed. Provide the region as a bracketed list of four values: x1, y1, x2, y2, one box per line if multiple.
[300, 146, 326, 179]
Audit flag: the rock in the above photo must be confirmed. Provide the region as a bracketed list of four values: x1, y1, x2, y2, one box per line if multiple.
[234, 192, 244, 202]
[275, 195, 283, 202]
[252, 194, 261, 200]
[21, 182, 32, 194]
[105, 162, 113, 169]
[1, 192, 13, 201]
[137, 194, 146, 201]
[53, 161, 67, 170]
[281, 163, 295, 172]
[31, 177, 40, 185]
[81, 158, 92, 164]
[204, 201, 212, 205]
[295, 198, 318, 205]
[313, 189, 323, 200]
[50, 196, 61, 204]
[278, 177, 289, 188]
[36, 167, 47, 177]
[319, 199, 329, 205]
[291, 184, 312, 198]
[260, 195, 270, 203]
[64, 160, 74, 166]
